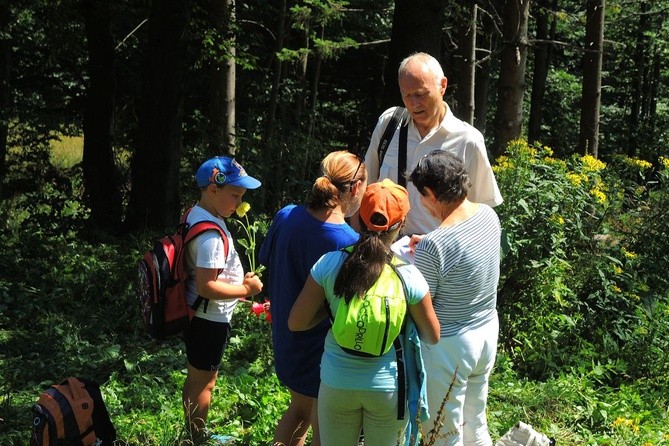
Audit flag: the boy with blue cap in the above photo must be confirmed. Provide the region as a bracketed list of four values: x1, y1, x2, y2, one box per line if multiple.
[183, 156, 263, 444]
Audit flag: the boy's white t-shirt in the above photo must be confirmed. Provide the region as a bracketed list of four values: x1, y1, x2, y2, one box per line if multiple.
[184, 205, 245, 323]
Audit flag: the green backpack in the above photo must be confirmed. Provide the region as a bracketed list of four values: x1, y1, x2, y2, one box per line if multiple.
[329, 248, 408, 358]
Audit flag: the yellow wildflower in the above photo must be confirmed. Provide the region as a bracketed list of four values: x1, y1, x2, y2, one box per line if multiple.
[235, 202, 251, 218]
[493, 156, 514, 173]
[543, 145, 554, 156]
[589, 187, 607, 204]
[567, 173, 582, 186]
[612, 417, 631, 428]
[581, 154, 607, 172]
[548, 215, 565, 225]
[610, 285, 621, 293]
[621, 247, 638, 260]
[544, 157, 567, 170]
[613, 265, 623, 275]
[660, 156, 669, 170]
[612, 416, 640, 433]
[630, 158, 652, 170]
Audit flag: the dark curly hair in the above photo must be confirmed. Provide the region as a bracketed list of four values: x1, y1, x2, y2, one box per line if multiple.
[409, 150, 469, 202]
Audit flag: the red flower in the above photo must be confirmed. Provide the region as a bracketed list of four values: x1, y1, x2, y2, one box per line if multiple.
[250, 300, 272, 324]
[251, 302, 265, 316]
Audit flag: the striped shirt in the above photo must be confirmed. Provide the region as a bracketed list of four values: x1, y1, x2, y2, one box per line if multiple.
[414, 204, 501, 337]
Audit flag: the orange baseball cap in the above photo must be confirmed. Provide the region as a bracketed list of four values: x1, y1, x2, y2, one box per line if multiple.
[360, 179, 410, 232]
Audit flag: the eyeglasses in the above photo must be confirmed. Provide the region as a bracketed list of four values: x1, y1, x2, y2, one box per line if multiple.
[350, 154, 364, 185]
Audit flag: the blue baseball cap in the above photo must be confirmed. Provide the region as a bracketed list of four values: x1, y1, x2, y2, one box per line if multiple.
[195, 156, 261, 189]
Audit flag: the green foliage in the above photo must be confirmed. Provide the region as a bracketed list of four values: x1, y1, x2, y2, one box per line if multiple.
[2, 141, 669, 444]
[494, 140, 669, 393]
[0, 173, 285, 445]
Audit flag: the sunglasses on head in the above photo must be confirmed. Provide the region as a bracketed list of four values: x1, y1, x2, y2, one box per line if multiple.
[350, 153, 364, 185]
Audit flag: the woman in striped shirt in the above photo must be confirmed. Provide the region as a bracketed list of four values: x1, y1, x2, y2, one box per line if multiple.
[408, 150, 501, 446]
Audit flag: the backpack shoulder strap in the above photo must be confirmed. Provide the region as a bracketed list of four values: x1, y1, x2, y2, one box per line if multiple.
[185, 221, 229, 259]
[181, 206, 229, 260]
[377, 106, 407, 167]
[389, 257, 410, 420]
[388, 258, 410, 326]
[397, 120, 409, 187]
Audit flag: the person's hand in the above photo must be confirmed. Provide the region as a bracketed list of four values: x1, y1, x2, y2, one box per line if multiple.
[408, 234, 425, 253]
[243, 272, 263, 297]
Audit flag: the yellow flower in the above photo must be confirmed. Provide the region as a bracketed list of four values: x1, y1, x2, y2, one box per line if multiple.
[589, 187, 607, 204]
[610, 285, 621, 293]
[496, 155, 510, 165]
[631, 158, 652, 170]
[660, 156, 669, 170]
[620, 155, 652, 170]
[236, 202, 251, 218]
[581, 154, 607, 172]
[567, 173, 582, 186]
[549, 215, 565, 225]
[493, 155, 514, 173]
[544, 157, 568, 170]
[621, 247, 638, 260]
[612, 416, 639, 432]
[613, 265, 623, 275]
[232, 202, 265, 276]
[543, 145, 554, 156]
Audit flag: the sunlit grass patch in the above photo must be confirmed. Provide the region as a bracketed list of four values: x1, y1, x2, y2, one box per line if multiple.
[49, 134, 83, 168]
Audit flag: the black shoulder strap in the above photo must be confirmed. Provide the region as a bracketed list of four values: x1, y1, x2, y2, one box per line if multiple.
[389, 259, 408, 420]
[377, 107, 407, 167]
[398, 121, 409, 187]
[393, 336, 406, 420]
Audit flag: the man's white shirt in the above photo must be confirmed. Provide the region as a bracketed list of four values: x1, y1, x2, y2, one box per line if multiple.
[365, 103, 503, 236]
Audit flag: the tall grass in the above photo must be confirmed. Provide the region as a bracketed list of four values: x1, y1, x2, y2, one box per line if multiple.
[49, 134, 83, 169]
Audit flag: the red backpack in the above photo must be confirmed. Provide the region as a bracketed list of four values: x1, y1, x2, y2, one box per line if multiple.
[138, 207, 229, 340]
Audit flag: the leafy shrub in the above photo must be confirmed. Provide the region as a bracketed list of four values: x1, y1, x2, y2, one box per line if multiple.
[494, 140, 669, 389]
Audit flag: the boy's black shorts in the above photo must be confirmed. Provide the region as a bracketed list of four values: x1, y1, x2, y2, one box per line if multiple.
[185, 317, 232, 371]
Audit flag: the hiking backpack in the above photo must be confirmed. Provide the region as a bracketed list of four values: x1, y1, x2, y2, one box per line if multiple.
[329, 248, 409, 358]
[327, 247, 410, 420]
[138, 207, 229, 340]
[30, 377, 116, 446]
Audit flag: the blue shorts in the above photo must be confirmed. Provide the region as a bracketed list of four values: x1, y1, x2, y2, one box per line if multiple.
[185, 317, 231, 371]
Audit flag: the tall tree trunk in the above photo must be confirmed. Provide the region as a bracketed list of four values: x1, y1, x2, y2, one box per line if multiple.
[647, 45, 661, 129]
[265, 0, 287, 143]
[627, 0, 648, 157]
[81, 0, 122, 232]
[126, 0, 193, 230]
[454, 3, 477, 124]
[474, 2, 498, 134]
[578, 0, 605, 158]
[383, 0, 446, 110]
[295, 20, 310, 122]
[527, 0, 554, 144]
[0, 2, 10, 195]
[493, 0, 530, 156]
[206, 0, 236, 156]
[263, 0, 288, 212]
[307, 28, 324, 138]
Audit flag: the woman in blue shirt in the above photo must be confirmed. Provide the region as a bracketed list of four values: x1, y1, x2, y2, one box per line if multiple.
[259, 150, 366, 446]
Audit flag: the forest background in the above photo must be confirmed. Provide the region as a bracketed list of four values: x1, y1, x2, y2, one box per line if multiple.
[1, 0, 668, 445]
